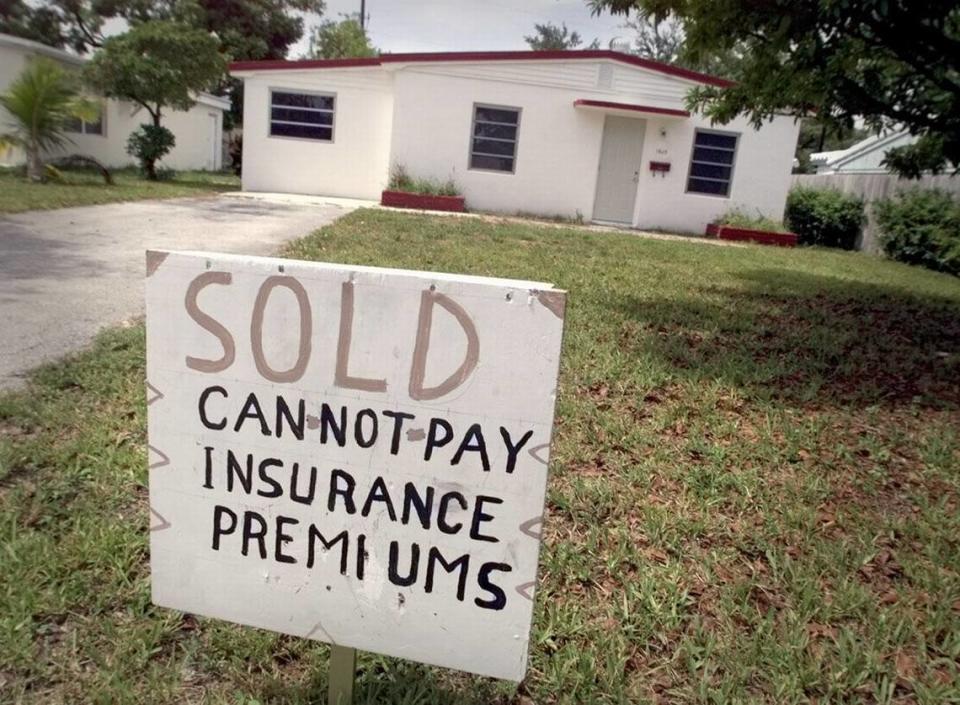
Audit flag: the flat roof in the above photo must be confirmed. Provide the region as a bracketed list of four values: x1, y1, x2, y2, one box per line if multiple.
[229, 50, 734, 88]
[0, 31, 85, 65]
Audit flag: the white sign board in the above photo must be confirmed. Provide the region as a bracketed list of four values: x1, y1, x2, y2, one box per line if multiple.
[145, 250, 565, 682]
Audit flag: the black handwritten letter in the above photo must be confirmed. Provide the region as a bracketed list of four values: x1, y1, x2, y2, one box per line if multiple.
[382, 410, 415, 454]
[328, 469, 357, 514]
[425, 418, 454, 462]
[274, 516, 298, 564]
[470, 495, 503, 543]
[451, 423, 490, 472]
[198, 386, 228, 430]
[475, 562, 512, 610]
[500, 427, 534, 474]
[211, 505, 237, 550]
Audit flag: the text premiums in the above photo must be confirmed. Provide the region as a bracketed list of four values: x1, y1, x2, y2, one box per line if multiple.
[203, 449, 519, 611]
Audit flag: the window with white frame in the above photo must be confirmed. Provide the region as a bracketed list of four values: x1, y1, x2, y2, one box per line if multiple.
[64, 113, 104, 136]
[270, 90, 335, 141]
[469, 104, 520, 172]
[686, 129, 738, 196]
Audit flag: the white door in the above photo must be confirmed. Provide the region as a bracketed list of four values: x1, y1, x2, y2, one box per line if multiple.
[206, 113, 219, 171]
[592, 116, 646, 224]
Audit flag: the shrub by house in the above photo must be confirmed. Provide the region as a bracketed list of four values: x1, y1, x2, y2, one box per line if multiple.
[786, 187, 865, 250]
[875, 188, 960, 276]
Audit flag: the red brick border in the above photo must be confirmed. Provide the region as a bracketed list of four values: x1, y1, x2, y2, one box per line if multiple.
[706, 223, 798, 247]
[381, 190, 465, 212]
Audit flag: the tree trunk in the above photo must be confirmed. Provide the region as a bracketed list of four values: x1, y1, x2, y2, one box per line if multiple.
[145, 106, 162, 181]
[26, 144, 44, 182]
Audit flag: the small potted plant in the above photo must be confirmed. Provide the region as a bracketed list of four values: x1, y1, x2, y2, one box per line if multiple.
[706, 208, 798, 247]
[381, 164, 465, 212]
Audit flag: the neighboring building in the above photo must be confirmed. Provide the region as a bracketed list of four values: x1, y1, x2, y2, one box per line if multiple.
[810, 130, 916, 175]
[231, 50, 800, 233]
[0, 32, 228, 171]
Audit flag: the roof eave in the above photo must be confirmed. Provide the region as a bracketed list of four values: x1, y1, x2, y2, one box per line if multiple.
[228, 50, 734, 88]
[573, 99, 690, 118]
[0, 32, 85, 65]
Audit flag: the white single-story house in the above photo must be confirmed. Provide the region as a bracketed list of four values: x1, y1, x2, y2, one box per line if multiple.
[810, 130, 916, 175]
[231, 50, 800, 232]
[0, 32, 228, 171]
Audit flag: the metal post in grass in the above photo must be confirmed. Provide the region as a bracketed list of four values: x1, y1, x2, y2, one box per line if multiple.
[327, 645, 356, 705]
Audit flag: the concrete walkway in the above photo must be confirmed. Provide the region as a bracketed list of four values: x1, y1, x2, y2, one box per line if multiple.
[0, 195, 357, 390]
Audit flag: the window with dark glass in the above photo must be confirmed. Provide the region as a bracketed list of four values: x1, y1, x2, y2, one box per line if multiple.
[64, 114, 103, 136]
[469, 104, 520, 172]
[686, 129, 738, 196]
[270, 90, 335, 141]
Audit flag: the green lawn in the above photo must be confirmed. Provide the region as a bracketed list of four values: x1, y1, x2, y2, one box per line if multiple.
[0, 168, 239, 214]
[1, 210, 959, 704]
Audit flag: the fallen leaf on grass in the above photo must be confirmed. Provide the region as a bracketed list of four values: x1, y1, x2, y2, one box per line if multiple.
[645, 548, 669, 564]
[807, 623, 838, 640]
[895, 650, 917, 686]
[880, 589, 899, 605]
[934, 668, 954, 685]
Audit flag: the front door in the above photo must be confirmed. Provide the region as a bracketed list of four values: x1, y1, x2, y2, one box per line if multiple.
[592, 116, 646, 224]
[207, 112, 219, 171]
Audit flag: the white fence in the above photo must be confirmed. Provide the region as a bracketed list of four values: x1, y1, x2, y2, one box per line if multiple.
[790, 173, 960, 253]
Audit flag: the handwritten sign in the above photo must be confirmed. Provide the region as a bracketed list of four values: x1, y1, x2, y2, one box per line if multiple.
[145, 250, 566, 681]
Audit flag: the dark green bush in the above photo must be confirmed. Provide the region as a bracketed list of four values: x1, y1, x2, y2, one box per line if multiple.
[126, 124, 175, 180]
[785, 187, 866, 249]
[875, 188, 960, 276]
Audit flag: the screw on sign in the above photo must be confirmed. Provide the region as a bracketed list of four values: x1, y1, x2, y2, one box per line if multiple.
[144, 250, 566, 701]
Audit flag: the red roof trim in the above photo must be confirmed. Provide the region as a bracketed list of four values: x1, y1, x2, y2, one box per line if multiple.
[230, 57, 381, 71]
[573, 99, 690, 117]
[229, 50, 733, 88]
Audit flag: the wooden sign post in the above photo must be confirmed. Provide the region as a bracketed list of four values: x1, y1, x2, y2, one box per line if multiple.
[328, 645, 356, 704]
[145, 250, 566, 690]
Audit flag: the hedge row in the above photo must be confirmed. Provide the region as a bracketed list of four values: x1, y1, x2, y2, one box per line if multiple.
[784, 186, 959, 276]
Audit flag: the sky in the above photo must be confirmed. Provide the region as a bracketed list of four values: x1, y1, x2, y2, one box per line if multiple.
[292, 0, 630, 58]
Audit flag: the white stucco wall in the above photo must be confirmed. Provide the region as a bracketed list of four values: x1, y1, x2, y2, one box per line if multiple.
[233, 57, 800, 233]
[0, 43, 42, 166]
[389, 65, 798, 231]
[389, 67, 606, 218]
[238, 68, 394, 199]
[0, 35, 226, 171]
[43, 98, 226, 171]
[632, 113, 800, 233]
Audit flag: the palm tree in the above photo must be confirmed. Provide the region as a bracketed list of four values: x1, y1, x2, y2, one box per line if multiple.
[0, 57, 98, 181]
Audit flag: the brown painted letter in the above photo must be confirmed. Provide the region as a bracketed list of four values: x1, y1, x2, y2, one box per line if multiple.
[250, 276, 312, 383]
[409, 289, 479, 401]
[185, 271, 235, 373]
[335, 281, 387, 392]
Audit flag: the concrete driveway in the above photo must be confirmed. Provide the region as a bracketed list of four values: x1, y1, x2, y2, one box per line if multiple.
[0, 195, 359, 390]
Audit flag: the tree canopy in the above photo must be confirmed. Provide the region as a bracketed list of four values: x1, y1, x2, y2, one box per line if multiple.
[83, 20, 226, 125]
[2, 0, 324, 61]
[588, 0, 960, 177]
[619, 16, 683, 64]
[0, 0, 69, 48]
[306, 15, 377, 59]
[524, 22, 599, 51]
